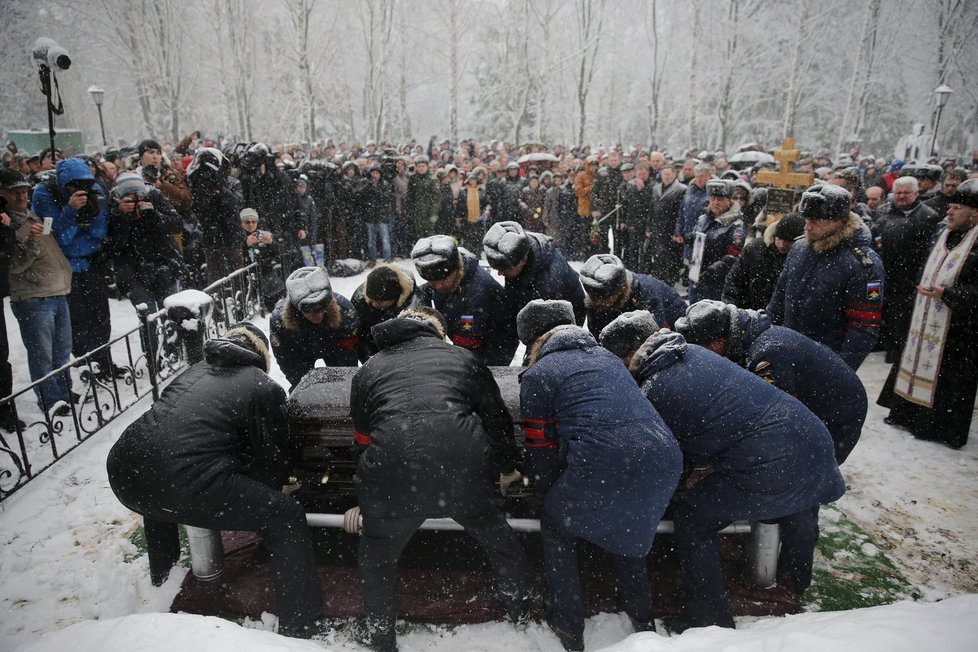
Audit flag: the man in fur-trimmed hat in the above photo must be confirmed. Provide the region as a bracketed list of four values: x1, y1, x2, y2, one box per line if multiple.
[516, 299, 682, 651]
[269, 266, 360, 388]
[349, 306, 531, 652]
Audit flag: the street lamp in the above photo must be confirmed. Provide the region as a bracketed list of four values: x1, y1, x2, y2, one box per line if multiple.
[87, 84, 107, 148]
[930, 84, 953, 158]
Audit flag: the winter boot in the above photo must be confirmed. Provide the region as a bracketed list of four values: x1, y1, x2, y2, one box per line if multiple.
[0, 404, 25, 432]
[546, 617, 584, 652]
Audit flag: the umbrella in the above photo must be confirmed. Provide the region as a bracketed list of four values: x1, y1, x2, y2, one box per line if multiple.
[517, 152, 559, 164]
[728, 150, 775, 170]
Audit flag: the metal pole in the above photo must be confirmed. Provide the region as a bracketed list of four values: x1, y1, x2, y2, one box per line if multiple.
[96, 104, 107, 147]
[930, 104, 945, 158]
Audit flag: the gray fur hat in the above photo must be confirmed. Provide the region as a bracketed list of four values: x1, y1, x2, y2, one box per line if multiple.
[673, 300, 734, 345]
[286, 266, 333, 312]
[516, 299, 575, 345]
[483, 221, 531, 270]
[580, 254, 626, 299]
[598, 310, 658, 358]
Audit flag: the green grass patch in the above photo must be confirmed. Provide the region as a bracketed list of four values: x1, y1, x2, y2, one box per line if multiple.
[802, 504, 921, 611]
[125, 524, 192, 568]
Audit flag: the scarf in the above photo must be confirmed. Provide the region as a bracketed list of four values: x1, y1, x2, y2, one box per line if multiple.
[466, 185, 481, 223]
[894, 225, 978, 407]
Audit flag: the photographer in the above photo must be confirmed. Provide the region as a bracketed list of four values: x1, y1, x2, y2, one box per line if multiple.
[107, 172, 184, 350]
[31, 158, 117, 380]
[137, 138, 193, 216]
[185, 148, 244, 285]
[238, 142, 304, 274]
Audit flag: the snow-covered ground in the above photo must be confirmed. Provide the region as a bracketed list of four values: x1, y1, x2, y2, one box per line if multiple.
[2, 262, 977, 651]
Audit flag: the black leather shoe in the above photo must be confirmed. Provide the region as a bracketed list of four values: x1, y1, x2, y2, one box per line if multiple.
[0, 405, 25, 432]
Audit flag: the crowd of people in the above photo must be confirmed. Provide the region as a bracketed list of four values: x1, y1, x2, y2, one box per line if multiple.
[5, 132, 978, 651]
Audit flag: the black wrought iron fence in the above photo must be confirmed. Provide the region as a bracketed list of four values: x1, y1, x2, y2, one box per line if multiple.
[0, 262, 264, 504]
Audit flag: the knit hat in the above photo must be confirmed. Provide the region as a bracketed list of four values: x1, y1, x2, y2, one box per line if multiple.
[516, 299, 575, 345]
[579, 254, 626, 299]
[137, 138, 162, 156]
[286, 266, 333, 313]
[365, 266, 403, 302]
[240, 207, 259, 222]
[774, 212, 805, 241]
[411, 235, 459, 281]
[599, 310, 658, 358]
[673, 300, 734, 346]
[112, 172, 148, 198]
[483, 221, 531, 270]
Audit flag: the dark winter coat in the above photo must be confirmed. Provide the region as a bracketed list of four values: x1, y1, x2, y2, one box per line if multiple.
[520, 326, 682, 557]
[767, 213, 884, 370]
[675, 182, 709, 260]
[241, 167, 303, 250]
[688, 208, 745, 302]
[630, 331, 845, 518]
[586, 270, 687, 339]
[107, 187, 184, 296]
[502, 232, 587, 326]
[188, 173, 244, 250]
[241, 235, 285, 310]
[350, 317, 520, 518]
[30, 158, 110, 273]
[296, 192, 319, 244]
[725, 309, 867, 464]
[590, 166, 623, 217]
[520, 184, 547, 231]
[416, 251, 518, 366]
[722, 229, 788, 310]
[359, 177, 395, 225]
[351, 263, 419, 361]
[106, 332, 293, 507]
[650, 180, 686, 250]
[871, 200, 941, 353]
[406, 173, 441, 235]
[619, 178, 655, 234]
[269, 294, 360, 388]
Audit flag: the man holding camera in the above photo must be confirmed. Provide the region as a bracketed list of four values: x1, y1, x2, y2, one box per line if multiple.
[107, 172, 184, 355]
[137, 138, 193, 218]
[0, 169, 74, 417]
[31, 158, 116, 381]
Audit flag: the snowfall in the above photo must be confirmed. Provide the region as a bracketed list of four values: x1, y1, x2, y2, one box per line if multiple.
[1, 261, 977, 652]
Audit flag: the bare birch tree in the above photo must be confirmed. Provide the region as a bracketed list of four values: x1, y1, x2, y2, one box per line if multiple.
[574, 0, 607, 145]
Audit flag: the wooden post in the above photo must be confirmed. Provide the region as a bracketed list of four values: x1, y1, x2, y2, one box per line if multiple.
[755, 138, 815, 221]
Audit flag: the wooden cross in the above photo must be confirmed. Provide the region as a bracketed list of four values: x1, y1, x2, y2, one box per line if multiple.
[755, 138, 814, 189]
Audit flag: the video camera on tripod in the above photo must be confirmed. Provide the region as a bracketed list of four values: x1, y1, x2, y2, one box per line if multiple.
[32, 37, 72, 159]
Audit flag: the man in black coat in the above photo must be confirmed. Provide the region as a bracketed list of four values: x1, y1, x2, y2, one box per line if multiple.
[872, 175, 940, 361]
[617, 163, 655, 271]
[238, 143, 304, 274]
[647, 165, 686, 285]
[106, 324, 327, 638]
[350, 307, 531, 652]
[722, 213, 804, 310]
[185, 147, 245, 285]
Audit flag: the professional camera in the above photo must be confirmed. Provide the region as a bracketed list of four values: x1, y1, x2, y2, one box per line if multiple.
[237, 142, 271, 175]
[32, 37, 71, 71]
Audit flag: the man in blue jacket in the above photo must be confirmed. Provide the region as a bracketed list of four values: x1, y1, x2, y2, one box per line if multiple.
[676, 300, 867, 464]
[269, 266, 359, 389]
[579, 253, 686, 340]
[624, 325, 845, 631]
[482, 221, 586, 333]
[411, 235, 518, 366]
[767, 184, 884, 370]
[31, 157, 116, 379]
[517, 299, 683, 651]
[687, 180, 745, 303]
